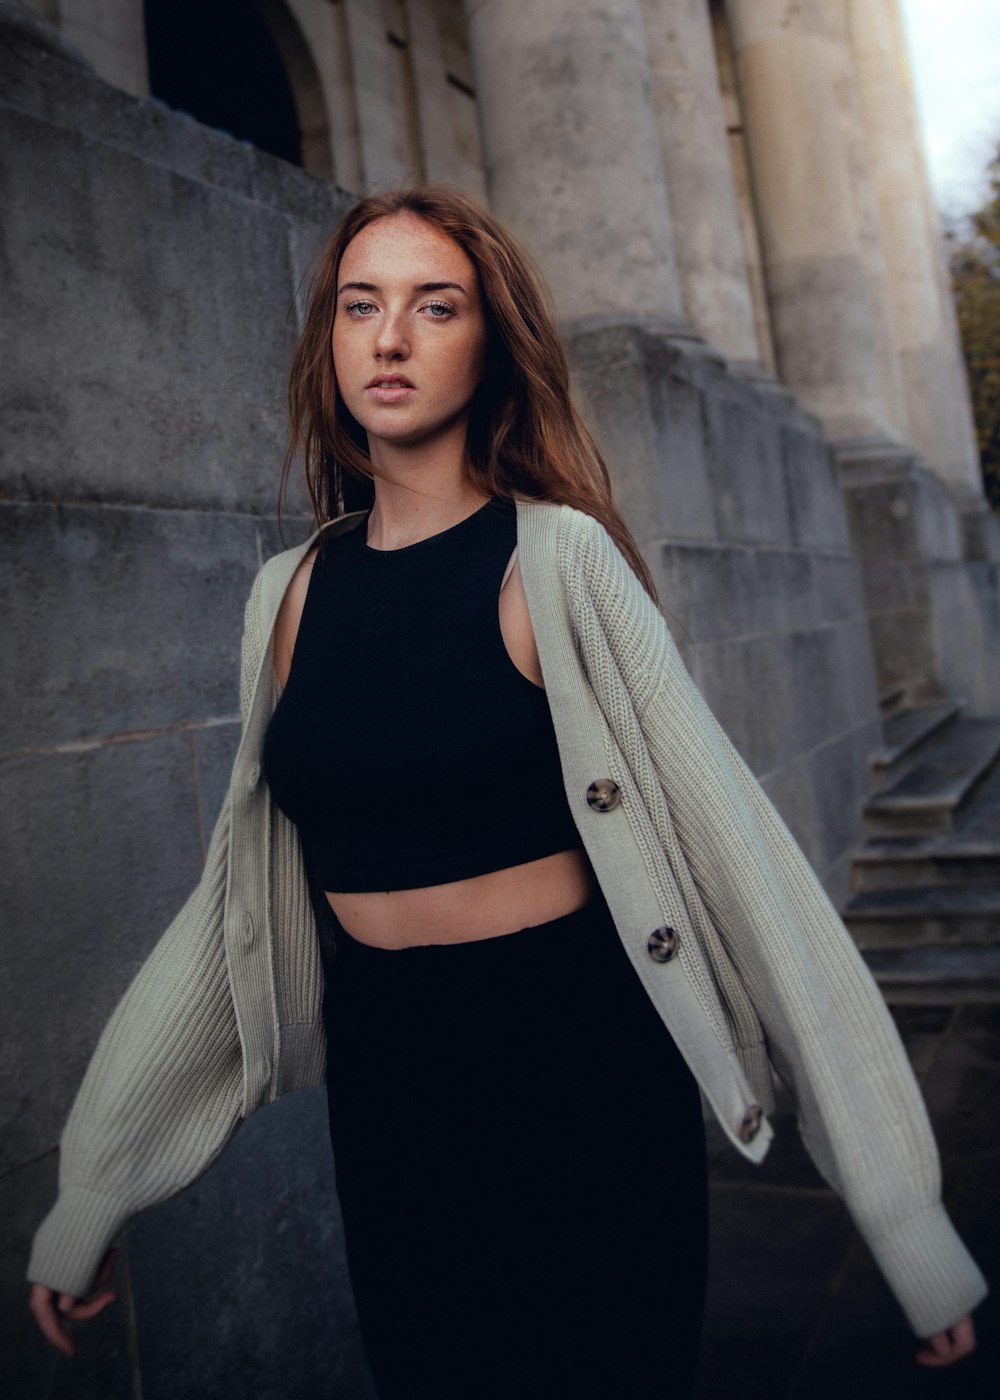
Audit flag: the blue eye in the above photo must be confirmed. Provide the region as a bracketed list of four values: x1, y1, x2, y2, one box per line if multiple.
[347, 300, 375, 315]
[425, 301, 455, 318]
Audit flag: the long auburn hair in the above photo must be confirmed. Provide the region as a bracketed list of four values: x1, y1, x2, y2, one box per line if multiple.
[280, 183, 660, 604]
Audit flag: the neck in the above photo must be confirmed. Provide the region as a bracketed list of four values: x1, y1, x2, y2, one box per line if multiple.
[365, 469, 491, 552]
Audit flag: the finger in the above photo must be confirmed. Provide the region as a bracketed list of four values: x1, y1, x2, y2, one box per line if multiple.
[30, 1294, 75, 1358]
[915, 1319, 977, 1368]
[64, 1290, 117, 1322]
[951, 1316, 976, 1360]
[915, 1331, 954, 1367]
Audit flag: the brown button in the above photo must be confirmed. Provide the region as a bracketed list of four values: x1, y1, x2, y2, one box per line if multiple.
[586, 778, 621, 812]
[738, 1104, 763, 1144]
[646, 926, 679, 963]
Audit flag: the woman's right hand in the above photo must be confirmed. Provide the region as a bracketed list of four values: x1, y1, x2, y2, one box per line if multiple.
[29, 1247, 119, 1357]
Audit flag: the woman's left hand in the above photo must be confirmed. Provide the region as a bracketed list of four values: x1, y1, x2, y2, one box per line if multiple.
[915, 1315, 976, 1366]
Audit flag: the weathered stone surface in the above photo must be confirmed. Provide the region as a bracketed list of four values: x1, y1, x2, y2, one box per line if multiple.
[192, 720, 241, 851]
[0, 107, 305, 514]
[0, 733, 203, 1173]
[467, 0, 684, 322]
[690, 632, 799, 779]
[701, 392, 795, 546]
[0, 503, 258, 751]
[781, 426, 852, 550]
[808, 550, 869, 625]
[653, 542, 816, 644]
[128, 1088, 378, 1400]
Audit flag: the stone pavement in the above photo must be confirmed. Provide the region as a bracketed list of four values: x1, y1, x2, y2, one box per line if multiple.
[697, 1004, 999, 1399]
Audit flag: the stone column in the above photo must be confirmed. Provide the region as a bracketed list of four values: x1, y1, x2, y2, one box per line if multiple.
[342, 0, 415, 189]
[816, 0, 910, 444]
[724, 0, 894, 443]
[847, 0, 982, 499]
[640, 0, 762, 367]
[463, 0, 686, 326]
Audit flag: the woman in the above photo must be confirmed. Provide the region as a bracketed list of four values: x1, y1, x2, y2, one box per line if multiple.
[28, 185, 985, 1395]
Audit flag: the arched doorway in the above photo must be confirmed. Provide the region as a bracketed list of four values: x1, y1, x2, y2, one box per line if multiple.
[144, 0, 303, 167]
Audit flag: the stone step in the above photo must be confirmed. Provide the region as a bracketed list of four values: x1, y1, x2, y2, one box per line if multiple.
[843, 883, 1000, 947]
[877, 681, 906, 714]
[862, 946, 1000, 1004]
[868, 700, 962, 791]
[861, 716, 1000, 836]
[850, 837, 1000, 891]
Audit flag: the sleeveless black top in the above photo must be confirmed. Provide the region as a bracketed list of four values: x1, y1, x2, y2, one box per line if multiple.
[261, 496, 584, 892]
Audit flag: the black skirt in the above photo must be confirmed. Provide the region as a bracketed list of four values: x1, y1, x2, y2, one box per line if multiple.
[318, 885, 709, 1400]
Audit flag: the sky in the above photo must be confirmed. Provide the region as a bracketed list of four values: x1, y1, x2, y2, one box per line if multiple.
[898, 0, 1000, 219]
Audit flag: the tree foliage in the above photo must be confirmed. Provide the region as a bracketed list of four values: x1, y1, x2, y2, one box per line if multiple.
[947, 145, 1000, 509]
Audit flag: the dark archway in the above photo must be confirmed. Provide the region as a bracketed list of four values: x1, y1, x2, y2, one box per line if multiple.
[144, 0, 302, 166]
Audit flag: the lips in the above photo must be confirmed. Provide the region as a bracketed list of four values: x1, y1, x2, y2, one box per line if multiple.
[366, 374, 417, 404]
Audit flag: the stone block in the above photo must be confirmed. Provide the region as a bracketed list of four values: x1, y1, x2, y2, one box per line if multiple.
[1, 1151, 136, 1400]
[868, 607, 939, 700]
[831, 616, 881, 730]
[701, 392, 795, 547]
[249, 148, 354, 226]
[566, 322, 719, 545]
[911, 466, 965, 563]
[805, 727, 869, 877]
[808, 551, 868, 626]
[652, 542, 816, 645]
[257, 510, 315, 563]
[128, 1088, 378, 1400]
[781, 425, 851, 550]
[784, 624, 855, 756]
[645, 348, 720, 545]
[843, 471, 962, 569]
[192, 720, 241, 851]
[0, 502, 260, 751]
[928, 562, 999, 715]
[0, 733, 203, 1172]
[0, 107, 298, 514]
[690, 633, 798, 779]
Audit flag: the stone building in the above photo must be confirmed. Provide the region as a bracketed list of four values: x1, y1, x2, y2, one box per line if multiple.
[3, 2, 999, 1397]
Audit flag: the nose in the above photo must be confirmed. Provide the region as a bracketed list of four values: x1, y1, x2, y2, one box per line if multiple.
[374, 307, 410, 361]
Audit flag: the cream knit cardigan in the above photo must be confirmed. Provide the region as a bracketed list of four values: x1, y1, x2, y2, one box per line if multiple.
[28, 499, 987, 1338]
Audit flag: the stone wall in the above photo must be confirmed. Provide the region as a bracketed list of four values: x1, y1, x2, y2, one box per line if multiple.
[0, 27, 378, 1400]
[565, 321, 881, 904]
[4, 20, 881, 1400]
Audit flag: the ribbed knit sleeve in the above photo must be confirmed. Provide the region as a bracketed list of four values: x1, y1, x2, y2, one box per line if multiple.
[26, 568, 270, 1298]
[567, 510, 988, 1339]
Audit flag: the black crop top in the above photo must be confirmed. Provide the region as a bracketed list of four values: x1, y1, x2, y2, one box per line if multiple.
[261, 496, 585, 892]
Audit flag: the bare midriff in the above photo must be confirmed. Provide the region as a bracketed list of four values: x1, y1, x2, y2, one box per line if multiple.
[325, 846, 597, 948]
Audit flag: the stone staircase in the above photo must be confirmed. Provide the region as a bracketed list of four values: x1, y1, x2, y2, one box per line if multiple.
[842, 685, 1000, 1002]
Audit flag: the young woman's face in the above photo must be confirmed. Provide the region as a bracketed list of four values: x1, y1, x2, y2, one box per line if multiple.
[332, 212, 489, 458]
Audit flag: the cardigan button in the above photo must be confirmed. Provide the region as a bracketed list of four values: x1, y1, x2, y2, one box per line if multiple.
[242, 910, 256, 948]
[738, 1104, 763, 1144]
[646, 926, 679, 963]
[586, 778, 621, 812]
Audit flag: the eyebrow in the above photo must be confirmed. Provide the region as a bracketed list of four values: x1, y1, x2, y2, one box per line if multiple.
[337, 280, 470, 297]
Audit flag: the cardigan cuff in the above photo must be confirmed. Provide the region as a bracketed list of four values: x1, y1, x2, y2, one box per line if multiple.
[26, 1185, 130, 1299]
[861, 1200, 989, 1337]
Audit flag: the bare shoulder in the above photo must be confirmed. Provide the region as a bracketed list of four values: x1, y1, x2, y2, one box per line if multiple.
[273, 543, 321, 690]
